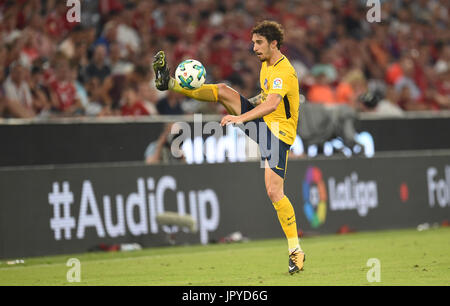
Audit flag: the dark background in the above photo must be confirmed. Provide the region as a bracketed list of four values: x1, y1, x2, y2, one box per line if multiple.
[1, 116, 450, 167]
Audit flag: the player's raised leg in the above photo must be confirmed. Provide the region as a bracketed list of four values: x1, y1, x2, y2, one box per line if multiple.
[264, 160, 305, 274]
[152, 51, 241, 115]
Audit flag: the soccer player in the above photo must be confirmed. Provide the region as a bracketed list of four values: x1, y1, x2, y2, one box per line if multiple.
[153, 20, 305, 274]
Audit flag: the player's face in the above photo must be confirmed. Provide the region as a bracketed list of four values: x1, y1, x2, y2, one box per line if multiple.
[252, 34, 272, 62]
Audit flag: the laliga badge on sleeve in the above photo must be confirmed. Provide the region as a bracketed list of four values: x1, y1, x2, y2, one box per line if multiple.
[273, 78, 283, 89]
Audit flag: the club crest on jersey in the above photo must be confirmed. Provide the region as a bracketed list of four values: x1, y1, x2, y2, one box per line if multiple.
[273, 78, 283, 89]
[264, 78, 268, 90]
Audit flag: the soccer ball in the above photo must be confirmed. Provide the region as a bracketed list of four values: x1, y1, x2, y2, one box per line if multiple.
[175, 59, 206, 90]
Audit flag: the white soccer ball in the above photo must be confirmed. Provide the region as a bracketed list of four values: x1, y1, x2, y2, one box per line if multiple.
[175, 59, 206, 90]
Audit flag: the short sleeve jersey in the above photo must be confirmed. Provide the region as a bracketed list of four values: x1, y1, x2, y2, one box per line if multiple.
[259, 55, 299, 145]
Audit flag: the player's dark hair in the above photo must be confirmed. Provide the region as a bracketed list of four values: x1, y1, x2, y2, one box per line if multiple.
[251, 20, 284, 50]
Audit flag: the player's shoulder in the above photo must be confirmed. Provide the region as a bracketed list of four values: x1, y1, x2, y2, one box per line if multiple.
[276, 56, 297, 78]
[281, 56, 295, 70]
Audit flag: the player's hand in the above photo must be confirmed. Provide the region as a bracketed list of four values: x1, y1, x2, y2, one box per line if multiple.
[220, 115, 242, 126]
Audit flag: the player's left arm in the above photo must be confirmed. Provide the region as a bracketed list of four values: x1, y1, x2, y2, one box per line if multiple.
[220, 93, 282, 126]
[248, 93, 262, 106]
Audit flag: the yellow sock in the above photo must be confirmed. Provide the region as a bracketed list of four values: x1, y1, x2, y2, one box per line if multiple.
[273, 196, 302, 253]
[169, 78, 218, 102]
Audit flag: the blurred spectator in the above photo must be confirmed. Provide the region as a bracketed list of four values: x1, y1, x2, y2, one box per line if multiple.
[157, 91, 185, 115]
[85, 44, 111, 84]
[394, 56, 423, 110]
[115, 2, 141, 57]
[207, 34, 234, 80]
[307, 72, 336, 105]
[145, 123, 185, 165]
[335, 69, 367, 107]
[28, 14, 56, 59]
[357, 86, 404, 117]
[3, 62, 34, 118]
[101, 64, 157, 115]
[85, 76, 113, 116]
[29, 65, 51, 115]
[48, 54, 83, 116]
[94, 21, 118, 53]
[99, 0, 124, 17]
[120, 86, 150, 117]
[59, 25, 84, 60]
[2, 5, 22, 45]
[134, 68, 159, 115]
[109, 42, 134, 75]
[72, 66, 104, 117]
[73, 41, 90, 84]
[0, 0, 449, 119]
[45, 0, 77, 39]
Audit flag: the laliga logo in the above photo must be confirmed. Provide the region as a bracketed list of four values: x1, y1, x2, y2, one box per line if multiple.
[302, 166, 379, 228]
[303, 167, 327, 228]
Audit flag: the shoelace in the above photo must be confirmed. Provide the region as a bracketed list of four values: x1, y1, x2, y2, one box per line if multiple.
[289, 252, 299, 264]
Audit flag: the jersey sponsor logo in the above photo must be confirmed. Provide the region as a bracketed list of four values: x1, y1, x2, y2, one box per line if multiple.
[273, 78, 283, 89]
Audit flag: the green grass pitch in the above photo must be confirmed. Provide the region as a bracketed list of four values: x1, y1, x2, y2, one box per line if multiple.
[1, 227, 449, 286]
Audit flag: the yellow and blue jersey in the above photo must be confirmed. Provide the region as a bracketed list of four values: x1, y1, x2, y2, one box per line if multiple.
[259, 55, 299, 146]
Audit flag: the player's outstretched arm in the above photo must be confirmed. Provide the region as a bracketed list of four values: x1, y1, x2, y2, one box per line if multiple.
[220, 93, 282, 126]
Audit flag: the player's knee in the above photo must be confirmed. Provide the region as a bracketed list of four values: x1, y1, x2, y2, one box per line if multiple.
[266, 186, 284, 203]
[217, 83, 227, 90]
[217, 83, 229, 99]
[218, 83, 239, 98]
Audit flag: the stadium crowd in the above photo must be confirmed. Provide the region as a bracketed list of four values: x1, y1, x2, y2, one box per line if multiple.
[0, 0, 448, 119]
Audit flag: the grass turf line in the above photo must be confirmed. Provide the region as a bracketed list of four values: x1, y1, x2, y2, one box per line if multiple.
[0, 227, 449, 286]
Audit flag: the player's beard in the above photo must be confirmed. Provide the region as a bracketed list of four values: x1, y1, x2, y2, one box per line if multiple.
[256, 52, 268, 62]
[256, 48, 271, 62]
